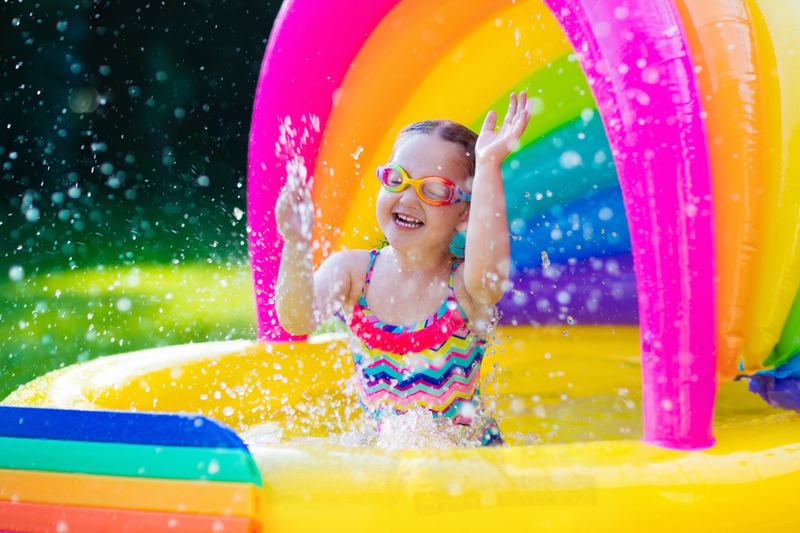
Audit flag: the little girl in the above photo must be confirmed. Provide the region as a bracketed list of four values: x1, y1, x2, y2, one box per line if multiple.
[275, 93, 533, 446]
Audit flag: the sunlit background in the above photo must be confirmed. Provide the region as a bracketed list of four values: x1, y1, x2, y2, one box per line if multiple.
[1, 1, 282, 398]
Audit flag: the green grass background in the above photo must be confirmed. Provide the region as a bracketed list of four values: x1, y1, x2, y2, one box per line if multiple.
[0, 262, 257, 400]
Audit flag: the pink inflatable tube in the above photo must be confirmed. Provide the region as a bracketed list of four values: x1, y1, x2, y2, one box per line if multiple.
[544, 0, 717, 449]
[247, 0, 401, 342]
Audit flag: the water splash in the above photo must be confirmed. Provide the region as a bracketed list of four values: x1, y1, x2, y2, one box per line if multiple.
[242, 404, 499, 450]
[375, 408, 480, 449]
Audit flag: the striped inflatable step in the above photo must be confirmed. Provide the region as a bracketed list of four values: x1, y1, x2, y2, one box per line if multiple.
[0, 406, 264, 533]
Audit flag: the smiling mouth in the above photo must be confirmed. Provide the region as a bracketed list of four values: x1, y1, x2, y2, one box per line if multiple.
[393, 213, 423, 229]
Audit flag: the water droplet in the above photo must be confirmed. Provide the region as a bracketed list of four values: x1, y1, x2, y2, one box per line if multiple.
[558, 150, 582, 169]
[162, 147, 175, 166]
[69, 87, 99, 113]
[8, 265, 24, 282]
[24, 206, 40, 223]
[642, 66, 660, 84]
[530, 96, 545, 115]
[115, 297, 132, 312]
[598, 207, 613, 221]
[510, 217, 525, 235]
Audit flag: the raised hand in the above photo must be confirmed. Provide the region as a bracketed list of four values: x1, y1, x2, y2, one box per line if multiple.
[275, 159, 314, 243]
[475, 92, 533, 166]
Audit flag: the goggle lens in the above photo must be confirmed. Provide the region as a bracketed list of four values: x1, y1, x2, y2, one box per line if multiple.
[375, 164, 470, 206]
[378, 165, 405, 190]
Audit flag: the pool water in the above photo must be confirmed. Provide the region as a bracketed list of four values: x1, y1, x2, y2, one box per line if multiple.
[7, 321, 781, 451]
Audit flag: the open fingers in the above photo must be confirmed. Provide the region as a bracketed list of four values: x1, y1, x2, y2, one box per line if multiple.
[517, 91, 528, 117]
[509, 92, 528, 124]
[501, 91, 532, 136]
[296, 178, 312, 204]
[276, 175, 314, 239]
[510, 96, 532, 138]
[502, 92, 518, 129]
[511, 108, 531, 140]
[495, 93, 516, 137]
[279, 174, 311, 211]
[481, 109, 498, 135]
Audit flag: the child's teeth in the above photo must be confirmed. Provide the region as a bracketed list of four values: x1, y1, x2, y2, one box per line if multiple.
[396, 214, 421, 227]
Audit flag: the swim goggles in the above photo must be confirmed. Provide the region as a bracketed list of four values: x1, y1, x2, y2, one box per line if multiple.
[375, 163, 471, 206]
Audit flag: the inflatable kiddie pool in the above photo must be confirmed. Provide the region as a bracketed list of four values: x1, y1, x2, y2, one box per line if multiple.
[4, 0, 800, 531]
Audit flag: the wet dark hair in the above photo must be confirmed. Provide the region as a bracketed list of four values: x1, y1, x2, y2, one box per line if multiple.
[396, 120, 478, 177]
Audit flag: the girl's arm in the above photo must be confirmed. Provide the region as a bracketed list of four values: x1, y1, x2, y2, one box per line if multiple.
[462, 92, 532, 310]
[274, 168, 356, 335]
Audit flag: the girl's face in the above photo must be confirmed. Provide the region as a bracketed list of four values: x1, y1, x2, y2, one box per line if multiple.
[376, 133, 470, 254]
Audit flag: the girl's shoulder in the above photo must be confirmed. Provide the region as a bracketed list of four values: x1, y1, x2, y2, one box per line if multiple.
[324, 248, 373, 272]
[318, 248, 374, 308]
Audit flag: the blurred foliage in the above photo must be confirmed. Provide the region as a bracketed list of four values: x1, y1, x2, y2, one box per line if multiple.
[2, 0, 279, 272]
[1, 0, 280, 397]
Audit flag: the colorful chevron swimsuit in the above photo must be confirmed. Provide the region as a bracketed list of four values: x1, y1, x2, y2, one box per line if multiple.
[348, 249, 503, 446]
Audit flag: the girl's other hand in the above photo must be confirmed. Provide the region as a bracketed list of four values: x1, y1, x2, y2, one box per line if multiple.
[475, 91, 533, 166]
[275, 165, 314, 243]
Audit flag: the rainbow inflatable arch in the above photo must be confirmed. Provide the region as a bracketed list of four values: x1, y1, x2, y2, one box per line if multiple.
[4, 0, 800, 531]
[249, 0, 800, 449]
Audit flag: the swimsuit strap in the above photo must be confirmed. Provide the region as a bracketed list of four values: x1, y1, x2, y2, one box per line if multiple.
[359, 249, 380, 300]
[447, 260, 460, 300]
